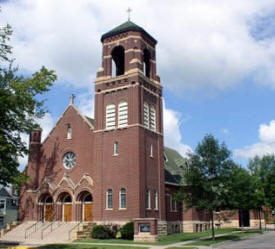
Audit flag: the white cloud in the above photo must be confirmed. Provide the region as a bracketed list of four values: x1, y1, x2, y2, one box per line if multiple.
[221, 128, 229, 135]
[163, 103, 192, 157]
[1, 0, 275, 94]
[234, 119, 275, 159]
[76, 92, 94, 119]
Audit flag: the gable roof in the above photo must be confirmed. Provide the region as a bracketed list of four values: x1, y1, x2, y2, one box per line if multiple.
[43, 103, 94, 145]
[101, 20, 157, 44]
[164, 147, 188, 185]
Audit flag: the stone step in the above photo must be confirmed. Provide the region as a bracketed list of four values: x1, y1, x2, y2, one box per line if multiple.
[0, 222, 79, 244]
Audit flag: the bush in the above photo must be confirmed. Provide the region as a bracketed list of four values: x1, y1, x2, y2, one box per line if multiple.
[91, 225, 114, 239]
[120, 221, 134, 240]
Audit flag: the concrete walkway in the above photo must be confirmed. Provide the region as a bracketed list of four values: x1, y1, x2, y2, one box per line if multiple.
[1, 229, 260, 249]
[73, 230, 244, 249]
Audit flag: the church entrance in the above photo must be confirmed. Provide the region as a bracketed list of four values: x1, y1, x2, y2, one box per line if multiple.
[57, 192, 72, 222]
[45, 204, 53, 222]
[38, 193, 54, 222]
[77, 191, 93, 221]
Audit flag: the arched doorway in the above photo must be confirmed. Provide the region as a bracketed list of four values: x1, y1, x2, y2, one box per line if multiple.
[77, 191, 93, 221]
[38, 193, 54, 222]
[57, 192, 73, 222]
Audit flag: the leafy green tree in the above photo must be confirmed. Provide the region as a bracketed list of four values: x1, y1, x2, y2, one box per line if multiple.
[178, 134, 236, 240]
[229, 165, 254, 210]
[248, 155, 275, 228]
[0, 24, 57, 186]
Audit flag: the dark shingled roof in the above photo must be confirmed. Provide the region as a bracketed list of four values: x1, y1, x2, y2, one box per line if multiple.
[85, 116, 94, 127]
[164, 147, 188, 185]
[101, 21, 157, 44]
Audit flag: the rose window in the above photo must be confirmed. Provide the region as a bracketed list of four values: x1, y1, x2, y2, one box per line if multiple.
[63, 152, 76, 169]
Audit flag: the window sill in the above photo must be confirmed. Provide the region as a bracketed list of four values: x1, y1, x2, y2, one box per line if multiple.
[119, 208, 127, 210]
[146, 208, 151, 210]
[113, 154, 119, 157]
[105, 208, 113, 210]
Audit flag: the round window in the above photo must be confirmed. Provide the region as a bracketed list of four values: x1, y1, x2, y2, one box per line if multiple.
[63, 152, 76, 169]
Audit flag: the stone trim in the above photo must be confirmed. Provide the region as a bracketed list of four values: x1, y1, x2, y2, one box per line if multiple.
[103, 35, 155, 50]
[95, 70, 161, 87]
[93, 123, 163, 136]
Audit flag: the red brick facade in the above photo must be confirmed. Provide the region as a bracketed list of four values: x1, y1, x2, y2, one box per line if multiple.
[20, 21, 261, 234]
[19, 21, 169, 226]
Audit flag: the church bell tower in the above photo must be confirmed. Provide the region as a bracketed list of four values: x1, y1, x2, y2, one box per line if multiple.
[93, 20, 166, 222]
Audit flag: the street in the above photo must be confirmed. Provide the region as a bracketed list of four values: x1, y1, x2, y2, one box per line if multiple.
[216, 231, 275, 249]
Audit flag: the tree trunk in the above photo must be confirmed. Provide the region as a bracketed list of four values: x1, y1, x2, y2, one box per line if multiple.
[211, 210, 215, 240]
[259, 209, 262, 230]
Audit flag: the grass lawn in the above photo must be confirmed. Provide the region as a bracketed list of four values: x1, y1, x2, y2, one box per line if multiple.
[38, 244, 149, 249]
[166, 247, 198, 249]
[75, 228, 238, 245]
[187, 230, 263, 246]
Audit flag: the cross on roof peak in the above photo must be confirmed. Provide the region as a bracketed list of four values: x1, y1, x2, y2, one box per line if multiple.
[70, 94, 75, 105]
[127, 7, 132, 21]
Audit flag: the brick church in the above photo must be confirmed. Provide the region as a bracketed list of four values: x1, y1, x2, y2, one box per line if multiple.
[19, 20, 261, 235]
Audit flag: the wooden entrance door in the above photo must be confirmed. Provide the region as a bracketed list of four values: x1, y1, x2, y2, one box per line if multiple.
[44, 205, 53, 221]
[84, 203, 93, 221]
[63, 204, 72, 222]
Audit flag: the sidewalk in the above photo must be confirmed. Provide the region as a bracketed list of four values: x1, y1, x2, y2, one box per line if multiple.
[73, 230, 244, 249]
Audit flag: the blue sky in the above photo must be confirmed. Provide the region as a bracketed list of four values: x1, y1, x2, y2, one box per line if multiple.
[1, 0, 275, 167]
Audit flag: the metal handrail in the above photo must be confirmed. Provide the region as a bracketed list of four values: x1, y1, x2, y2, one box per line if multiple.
[41, 217, 62, 240]
[25, 221, 39, 239]
[68, 222, 81, 241]
[41, 221, 54, 240]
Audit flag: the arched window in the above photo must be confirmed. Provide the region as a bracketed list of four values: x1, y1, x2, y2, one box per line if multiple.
[143, 49, 151, 77]
[146, 189, 151, 209]
[106, 104, 116, 130]
[106, 189, 113, 209]
[120, 188, 126, 209]
[154, 190, 158, 210]
[44, 196, 53, 204]
[143, 102, 149, 128]
[114, 141, 119, 156]
[64, 195, 72, 203]
[150, 105, 156, 131]
[118, 101, 128, 127]
[67, 124, 72, 139]
[111, 46, 125, 76]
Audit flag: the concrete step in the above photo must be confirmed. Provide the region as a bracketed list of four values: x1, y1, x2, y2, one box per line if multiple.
[0, 222, 79, 244]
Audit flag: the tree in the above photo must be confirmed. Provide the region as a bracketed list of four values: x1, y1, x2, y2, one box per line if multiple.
[247, 155, 275, 228]
[178, 134, 236, 240]
[0, 23, 57, 186]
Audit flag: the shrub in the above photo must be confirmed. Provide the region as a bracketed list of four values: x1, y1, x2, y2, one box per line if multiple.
[91, 225, 113, 239]
[120, 221, 134, 240]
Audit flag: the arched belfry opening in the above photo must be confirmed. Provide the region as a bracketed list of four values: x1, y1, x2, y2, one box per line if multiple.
[111, 46, 125, 77]
[143, 48, 151, 78]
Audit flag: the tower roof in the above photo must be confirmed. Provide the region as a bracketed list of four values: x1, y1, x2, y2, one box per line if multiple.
[101, 20, 157, 44]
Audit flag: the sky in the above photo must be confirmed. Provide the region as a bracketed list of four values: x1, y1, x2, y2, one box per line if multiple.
[1, 0, 275, 168]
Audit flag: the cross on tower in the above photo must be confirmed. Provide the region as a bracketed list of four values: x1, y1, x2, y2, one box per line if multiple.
[127, 7, 132, 21]
[70, 94, 75, 105]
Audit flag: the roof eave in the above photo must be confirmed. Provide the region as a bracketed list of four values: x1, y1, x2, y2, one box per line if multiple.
[101, 28, 157, 44]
